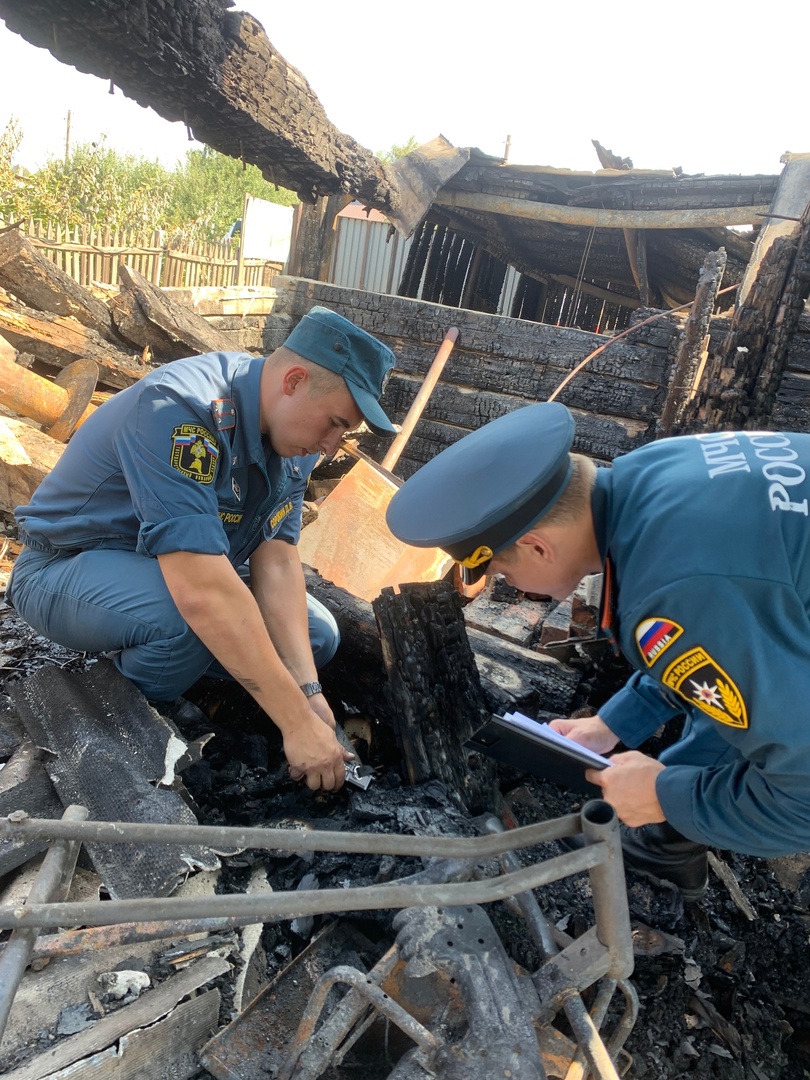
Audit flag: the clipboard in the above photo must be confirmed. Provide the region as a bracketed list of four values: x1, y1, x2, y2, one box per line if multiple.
[465, 714, 611, 796]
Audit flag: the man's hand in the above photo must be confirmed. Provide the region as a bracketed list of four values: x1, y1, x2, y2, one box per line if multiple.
[285, 710, 354, 791]
[306, 691, 337, 731]
[549, 714, 620, 755]
[585, 751, 666, 826]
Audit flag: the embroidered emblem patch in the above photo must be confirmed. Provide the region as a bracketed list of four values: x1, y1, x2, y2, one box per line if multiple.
[662, 647, 748, 729]
[170, 425, 218, 483]
[635, 617, 683, 667]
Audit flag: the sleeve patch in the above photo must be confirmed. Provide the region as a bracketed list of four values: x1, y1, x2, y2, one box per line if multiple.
[170, 425, 219, 484]
[662, 647, 748, 729]
[635, 617, 683, 666]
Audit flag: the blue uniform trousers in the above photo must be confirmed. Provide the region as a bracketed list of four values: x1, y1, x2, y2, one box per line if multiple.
[8, 547, 339, 701]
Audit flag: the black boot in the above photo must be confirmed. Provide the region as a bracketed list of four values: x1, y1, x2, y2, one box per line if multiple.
[561, 821, 708, 902]
[619, 822, 708, 902]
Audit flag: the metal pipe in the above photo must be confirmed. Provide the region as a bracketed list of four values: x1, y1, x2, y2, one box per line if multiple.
[0, 805, 87, 1043]
[0, 848, 607, 932]
[485, 815, 623, 1080]
[280, 964, 441, 1080]
[580, 801, 634, 982]
[0, 811, 581, 859]
[280, 948, 402, 1080]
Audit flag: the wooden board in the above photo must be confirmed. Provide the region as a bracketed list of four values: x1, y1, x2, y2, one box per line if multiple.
[297, 459, 452, 602]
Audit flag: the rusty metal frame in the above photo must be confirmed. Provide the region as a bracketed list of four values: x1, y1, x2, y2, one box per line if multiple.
[0, 800, 636, 1077]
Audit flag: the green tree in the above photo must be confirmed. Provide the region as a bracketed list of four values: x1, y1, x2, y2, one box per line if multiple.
[23, 140, 172, 230]
[376, 136, 420, 163]
[165, 146, 297, 241]
[0, 118, 28, 223]
[0, 120, 298, 239]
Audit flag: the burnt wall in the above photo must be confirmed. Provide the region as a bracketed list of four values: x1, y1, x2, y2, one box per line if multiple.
[274, 277, 678, 473]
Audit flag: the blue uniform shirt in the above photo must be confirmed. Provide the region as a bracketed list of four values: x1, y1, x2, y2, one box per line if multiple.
[15, 353, 318, 568]
[593, 430, 810, 856]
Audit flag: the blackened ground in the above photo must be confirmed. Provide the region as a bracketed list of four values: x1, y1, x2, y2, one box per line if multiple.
[1, 607, 809, 1079]
[173, 681, 810, 1080]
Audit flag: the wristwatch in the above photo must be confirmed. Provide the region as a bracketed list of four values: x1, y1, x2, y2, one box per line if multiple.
[299, 681, 323, 697]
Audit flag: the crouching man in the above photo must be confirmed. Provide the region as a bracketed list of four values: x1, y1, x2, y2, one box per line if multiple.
[9, 307, 397, 792]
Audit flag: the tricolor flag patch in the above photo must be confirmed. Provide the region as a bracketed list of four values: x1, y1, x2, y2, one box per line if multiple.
[635, 617, 683, 667]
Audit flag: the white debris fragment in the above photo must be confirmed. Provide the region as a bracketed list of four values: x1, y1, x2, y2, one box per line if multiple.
[97, 970, 151, 1000]
[160, 733, 188, 786]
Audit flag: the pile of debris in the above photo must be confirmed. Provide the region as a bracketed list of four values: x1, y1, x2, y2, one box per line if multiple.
[1, 582, 810, 1080]
[0, 220, 810, 1080]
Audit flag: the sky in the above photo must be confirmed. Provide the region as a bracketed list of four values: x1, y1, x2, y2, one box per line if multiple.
[0, 0, 806, 180]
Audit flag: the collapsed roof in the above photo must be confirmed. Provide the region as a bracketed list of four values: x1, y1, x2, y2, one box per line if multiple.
[0, 0, 786, 328]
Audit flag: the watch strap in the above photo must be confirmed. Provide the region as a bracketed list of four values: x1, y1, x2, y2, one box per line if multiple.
[299, 680, 323, 697]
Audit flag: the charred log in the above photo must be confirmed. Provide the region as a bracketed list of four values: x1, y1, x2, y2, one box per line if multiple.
[0, 227, 115, 340]
[303, 569, 584, 725]
[372, 581, 497, 815]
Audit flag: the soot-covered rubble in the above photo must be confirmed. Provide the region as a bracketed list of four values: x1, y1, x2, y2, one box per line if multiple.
[1, 526, 810, 1079]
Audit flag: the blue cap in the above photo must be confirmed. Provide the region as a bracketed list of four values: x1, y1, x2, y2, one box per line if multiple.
[285, 306, 397, 437]
[386, 402, 575, 583]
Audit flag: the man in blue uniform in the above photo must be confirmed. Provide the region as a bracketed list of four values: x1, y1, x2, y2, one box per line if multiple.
[9, 307, 396, 792]
[386, 402, 810, 899]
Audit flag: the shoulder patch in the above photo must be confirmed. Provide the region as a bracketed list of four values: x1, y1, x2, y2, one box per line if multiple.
[170, 424, 218, 484]
[662, 647, 748, 729]
[635, 617, 683, 666]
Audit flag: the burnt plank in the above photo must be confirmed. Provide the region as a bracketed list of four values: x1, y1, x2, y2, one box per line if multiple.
[0, 229, 115, 340]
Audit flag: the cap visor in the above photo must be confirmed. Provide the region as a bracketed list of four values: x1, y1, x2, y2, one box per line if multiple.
[348, 382, 397, 437]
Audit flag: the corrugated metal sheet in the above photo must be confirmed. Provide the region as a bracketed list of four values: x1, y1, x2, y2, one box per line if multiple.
[330, 216, 413, 294]
[330, 202, 518, 312]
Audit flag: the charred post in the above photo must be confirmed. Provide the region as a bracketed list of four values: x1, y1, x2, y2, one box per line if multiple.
[372, 580, 498, 815]
[658, 248, 727, 436]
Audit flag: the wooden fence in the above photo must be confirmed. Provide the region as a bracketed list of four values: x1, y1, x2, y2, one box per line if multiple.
[19, 220, 281, 289]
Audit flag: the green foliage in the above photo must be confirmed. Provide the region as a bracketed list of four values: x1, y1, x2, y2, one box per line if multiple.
[164, 146, 297, 241]
[0, 120, 297, 239]
[0, 117, 27, 222]
[377, 136, 420, 163]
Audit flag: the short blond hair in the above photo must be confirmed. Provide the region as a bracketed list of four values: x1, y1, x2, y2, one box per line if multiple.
[494, 454, 595, 563]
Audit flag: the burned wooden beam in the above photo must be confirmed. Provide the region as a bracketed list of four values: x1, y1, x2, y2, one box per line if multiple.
[682, 209, 810, 430]
[0, 0, 400, 214]
[303, 568, 583, 725]
[0, 289, 146, 390]
[111, 265, 235, 359]
[435, 190, 769, 229]
[658, 248, 727, 436]
[0, 227, 115, 340]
